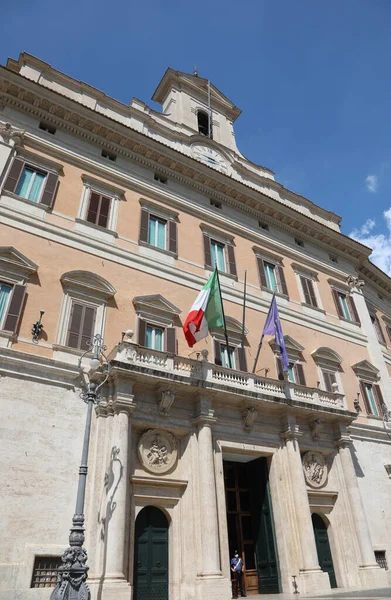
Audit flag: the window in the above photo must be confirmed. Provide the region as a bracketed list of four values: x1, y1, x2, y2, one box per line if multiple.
[0, 283, 12, 328]
[220, 344, 236, 369]
[139, 207, 178, 255]
[371, 314, 386, 345]
[257, 258, 288, 295]
[331, 289, 360, 323]
[145, 324, 164, 351]
[211, 240, 226, 271]
[374, 551, 388, 570]
[276, 357, 306, 385]
[359, 381, 384, 417]
[3, 158, 58, 208]
[295, 238, 304, 247]
[300, 276, 318, 308]
[101, 149, 116, 162]
[385, 322, 391, 344]
[39, 122, 56, 135]
[154, 173, 167, 184]
[322, 370, 338, 393]
[210, 199, 222, 209]
[197, 110, 212, 138]
[203, 232, 237, 277]
[31, 556, 61, 588]
[66, 301, 96, 351]
[0, 282, 26, 333]
[86, 191, 111, 228]
[133, 295, 180, 353]
[312, 347, 343, 397]
[138, 319, 176, 353]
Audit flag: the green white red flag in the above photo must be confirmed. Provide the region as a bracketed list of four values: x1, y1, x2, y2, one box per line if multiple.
[183, 268, 225, 347]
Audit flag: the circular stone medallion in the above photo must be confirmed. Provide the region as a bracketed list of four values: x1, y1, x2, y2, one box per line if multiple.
[302, 451, 328, 488]
[138, 429, 178, 474]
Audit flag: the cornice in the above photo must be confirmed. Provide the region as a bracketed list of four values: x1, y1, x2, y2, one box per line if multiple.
[0, 69, 372, 265]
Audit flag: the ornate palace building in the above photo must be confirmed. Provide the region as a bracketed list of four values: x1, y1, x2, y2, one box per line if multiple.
[1, 53, 391, 600]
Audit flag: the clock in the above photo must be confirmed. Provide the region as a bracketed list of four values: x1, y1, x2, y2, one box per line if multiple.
[191, 144, 228, 173]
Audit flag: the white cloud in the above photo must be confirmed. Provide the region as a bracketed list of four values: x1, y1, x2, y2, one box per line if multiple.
[350, 208, 391, 276]
[365, 174, 378, 193]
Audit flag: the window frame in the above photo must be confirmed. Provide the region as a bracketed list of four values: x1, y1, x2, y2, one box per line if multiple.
[138, 201, 178, 258]
[2, 154, 60, 209]
[66, 300, 97, 351]
[201, 227, 237, 278]
[255, 252, 288, 297]
[145, 323, 165, 352]
[78, 176, 123, 235]
[31, 555, 62, 589]
[331, 286, 361, 324]
[197, 109, 213, 138]
[359, 380, 384, 417]
[370, 313, 387, 345]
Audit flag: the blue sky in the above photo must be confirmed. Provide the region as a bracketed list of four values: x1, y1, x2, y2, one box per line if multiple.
[2, 0, 391, 272]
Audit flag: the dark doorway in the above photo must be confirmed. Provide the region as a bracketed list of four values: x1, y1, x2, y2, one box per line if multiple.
[312, 513, 337, 588]
[134, 506, 169, 600]
[224, 458, 280, 594]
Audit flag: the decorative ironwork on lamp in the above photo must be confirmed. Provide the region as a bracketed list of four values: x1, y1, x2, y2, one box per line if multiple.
[31, 310, 44, 343]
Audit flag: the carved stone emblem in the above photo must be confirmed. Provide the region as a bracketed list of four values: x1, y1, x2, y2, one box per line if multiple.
[302, 451, 328, 488]
[138, 429, 177, 474]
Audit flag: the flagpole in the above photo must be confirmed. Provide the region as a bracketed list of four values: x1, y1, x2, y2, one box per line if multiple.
[252, 291, 276, 374]
[241, 270, 247, 349]
[207, 80, 212, 139]
[215, 267, 233, 369]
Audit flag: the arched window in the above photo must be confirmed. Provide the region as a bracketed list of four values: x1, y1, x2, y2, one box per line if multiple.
[197, 110, 212, 138]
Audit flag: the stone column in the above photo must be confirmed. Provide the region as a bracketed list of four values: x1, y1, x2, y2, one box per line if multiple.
[194, 396, 221, 576]
[335, 432, 378, 569]
[103, 372, 136, 584]
[281, 423, 321, 573]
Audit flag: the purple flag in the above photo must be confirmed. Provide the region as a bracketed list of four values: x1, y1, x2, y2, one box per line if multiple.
[262, 296, 289, 372]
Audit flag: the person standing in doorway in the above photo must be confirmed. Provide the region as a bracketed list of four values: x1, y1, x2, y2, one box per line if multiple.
[230, 550, 246, 598]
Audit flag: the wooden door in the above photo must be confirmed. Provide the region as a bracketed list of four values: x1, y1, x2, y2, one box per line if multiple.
[312, 513, 337, 588]
[134, 506, 169, 600]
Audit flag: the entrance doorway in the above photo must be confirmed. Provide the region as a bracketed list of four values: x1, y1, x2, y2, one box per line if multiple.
[134, 506, 169, 600]
[224, 458, 280, 595]
[312, 513, 337, 588]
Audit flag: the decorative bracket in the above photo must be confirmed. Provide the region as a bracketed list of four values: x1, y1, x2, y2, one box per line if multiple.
[243, 406, 257, 431]
[159, 389, 175, 417]
[309, 418, 322, 441]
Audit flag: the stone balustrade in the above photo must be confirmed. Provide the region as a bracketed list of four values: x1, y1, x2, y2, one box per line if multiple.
[110, 342, 346, 410]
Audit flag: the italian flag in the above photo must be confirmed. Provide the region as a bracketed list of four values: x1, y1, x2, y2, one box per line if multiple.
[183, 268, 225, 348]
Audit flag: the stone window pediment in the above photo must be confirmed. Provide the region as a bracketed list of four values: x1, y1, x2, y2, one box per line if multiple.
[312, 347, 343, 371]
[352, 360, 380, 383]
[0, 246, 38, 283]
[133, 294, 181, 327]
[60, 271, 116, 300]
[269, 335, 304, 362]
[211, 316, 248, 346]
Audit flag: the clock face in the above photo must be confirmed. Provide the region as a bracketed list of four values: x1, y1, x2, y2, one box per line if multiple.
[191, 144, 228, 173]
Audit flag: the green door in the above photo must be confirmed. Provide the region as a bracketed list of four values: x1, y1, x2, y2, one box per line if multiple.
[134, 506, 169, 600]
[312, 513, 337, 588]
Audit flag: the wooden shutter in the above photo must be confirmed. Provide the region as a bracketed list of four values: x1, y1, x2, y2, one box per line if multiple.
[276, 357, 284, 380]
[332, 289, 345, 319]
[359, 381, 372, 415]
[40, 172, 58, 207]
[237, 346, 247, 372]
[214, 339, 222, 366]
[139, 209, 149, 243]
[300, 276, 312, 305]
[80, 306, 96, 350]
[347, 295, 360, 324]
[203, 234, 212, 268]
[3, 284, 26, 333]
[86, 192, 100, 225]
[373, 385, 385, 416]
[227, 244, 237, 277]
[386, 324, 391, 343]
[67, 303, 84, 349]
[294, 363, 306, 386]
[138, 319, 146, 346]
[98, 195, 111, 228]
[373, 315, 386, 344]
[66, 303, 96, 350]
[257, 257, 267, 288]
[168, 220, 177, 255]
[276, 265, 288, 296]
[3, 158, 24, 193]
[307, 279, 318, 307]
[166, 327, 176, 354]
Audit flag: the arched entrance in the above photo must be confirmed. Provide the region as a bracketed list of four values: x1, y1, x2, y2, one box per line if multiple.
[134, 506, 169, 600]
[311, 513, 337, 588]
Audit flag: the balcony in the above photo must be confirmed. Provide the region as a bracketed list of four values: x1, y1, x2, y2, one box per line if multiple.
[109, 341, 346, 413]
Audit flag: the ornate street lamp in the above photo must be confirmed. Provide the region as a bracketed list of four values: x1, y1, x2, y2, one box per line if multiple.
[51, 334, 110, 600]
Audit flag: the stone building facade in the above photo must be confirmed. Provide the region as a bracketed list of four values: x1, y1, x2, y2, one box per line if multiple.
[0, 53, 391, 600]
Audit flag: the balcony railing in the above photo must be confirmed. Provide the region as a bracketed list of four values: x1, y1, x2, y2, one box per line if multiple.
[111, 343, 345, 410]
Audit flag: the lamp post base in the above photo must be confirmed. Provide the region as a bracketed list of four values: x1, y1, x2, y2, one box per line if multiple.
[50, 545, 90, 600]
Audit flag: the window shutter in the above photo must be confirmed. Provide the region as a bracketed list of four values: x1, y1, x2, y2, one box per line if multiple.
[227, 244, 237, 277]
[374, 315, 386, 344]
[67, 303, 84, 349]
[166, 327, 176, 354]
[214, 339, 222, 366]
[347, 295, 360, 325]
[168, 220, 177, 255]
[307, 279, 318, 307]
[276, 265, 288, 296]
[300, 276, 312, 305]
[276, 357, 284, 380]
[40, 173, 58, 207]
[359, 381, 372, 415]
[294, 363, 306, 386]
[3, 284, 26, 333]
[373, 385, 385, 416]
[257, 258, 267, 288]
[80, 306, 96, 350]
[87, 192, 100, 224]
[139, 209, 149, 243]
[237, 346, 247, 372]
[98, 196, 111, 228]
[386, 324, 391, 343]
[332, 289, 345, 319]
[203, 234, 212, 269]
[138, 319, 146, 346]
[3, 158, 24, 193]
